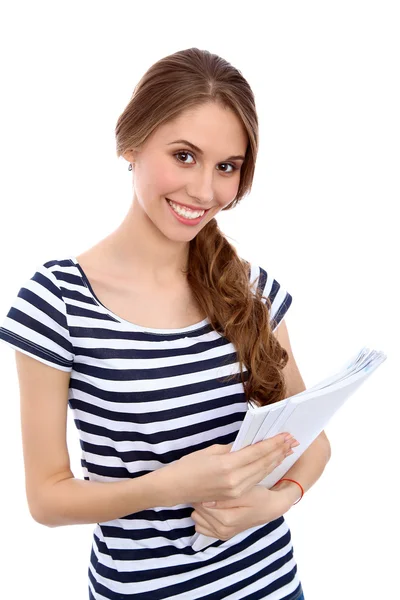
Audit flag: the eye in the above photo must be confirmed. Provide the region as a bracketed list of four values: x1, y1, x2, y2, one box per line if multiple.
[174, 151, 195, 165]
[218, 162, 238, 174]
[173, 150, 239, 174]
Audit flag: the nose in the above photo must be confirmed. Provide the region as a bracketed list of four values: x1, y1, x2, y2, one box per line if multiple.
[186, 169, 215, 206]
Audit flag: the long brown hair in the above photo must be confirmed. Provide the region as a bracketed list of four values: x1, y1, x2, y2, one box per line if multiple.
[115, 48, 289, 408]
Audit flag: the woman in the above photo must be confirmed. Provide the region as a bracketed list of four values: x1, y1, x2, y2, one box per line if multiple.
[0, 47, 330, 599]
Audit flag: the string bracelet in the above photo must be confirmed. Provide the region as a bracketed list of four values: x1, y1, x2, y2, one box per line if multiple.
[273, 478, 304, 504]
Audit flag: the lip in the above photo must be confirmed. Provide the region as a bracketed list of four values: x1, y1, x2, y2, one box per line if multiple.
[166, 198, 210, 226]
[166, 198, 210, 212]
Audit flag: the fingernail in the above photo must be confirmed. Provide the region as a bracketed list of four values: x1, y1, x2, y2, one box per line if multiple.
[202, 501, 216, 507]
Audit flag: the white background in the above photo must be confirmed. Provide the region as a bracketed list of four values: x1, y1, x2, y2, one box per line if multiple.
[0, 1, 398, 598]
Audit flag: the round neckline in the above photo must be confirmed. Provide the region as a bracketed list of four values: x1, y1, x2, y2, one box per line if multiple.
[68, 256, 210, 334]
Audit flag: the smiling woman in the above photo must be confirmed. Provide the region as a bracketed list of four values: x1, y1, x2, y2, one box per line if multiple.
[0, 47, 311, 600]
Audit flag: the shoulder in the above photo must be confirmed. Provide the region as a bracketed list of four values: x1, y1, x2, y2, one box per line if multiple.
[26, 256, 80, 296]
[41, 257, 76, 282]
[7, 256, 78, 315]
[0, 257, 75, 372]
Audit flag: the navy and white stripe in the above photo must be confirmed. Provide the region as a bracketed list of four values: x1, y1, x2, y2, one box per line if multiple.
[0, 256, 303, 600]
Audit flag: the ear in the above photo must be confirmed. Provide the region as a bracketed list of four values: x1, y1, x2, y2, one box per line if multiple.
[122, 149, 138, 165]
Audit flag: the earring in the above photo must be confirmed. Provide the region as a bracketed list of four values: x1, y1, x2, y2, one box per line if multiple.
[128, 163, 132, 171]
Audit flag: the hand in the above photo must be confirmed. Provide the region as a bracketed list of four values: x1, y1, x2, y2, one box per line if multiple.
[190, 484, 294, 541]
[163, 433, 299, 506]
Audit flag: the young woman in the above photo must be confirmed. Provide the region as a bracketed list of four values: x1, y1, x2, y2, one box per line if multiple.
[0, 48, 331, 599]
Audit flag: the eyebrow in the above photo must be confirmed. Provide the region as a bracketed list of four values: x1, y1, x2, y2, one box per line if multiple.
[167, 139, 246, 161]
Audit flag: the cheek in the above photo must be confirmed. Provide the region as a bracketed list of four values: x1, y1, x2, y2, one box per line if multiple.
[151, 159, 182, 194]
[219, 178, 240, 205]
[135, 157, 178, 199]
[155, 172, 179, 194]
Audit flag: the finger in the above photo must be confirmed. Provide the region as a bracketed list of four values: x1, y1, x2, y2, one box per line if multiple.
[232, 447, 292, 495]
[197, 505, 240, 531]
[195, 521, 218, 538]
[192, 511, 218, 537]
[202, 498, 245, 510]
[229, 433, 292, 468]
[193, 511, 231, 538]
[230, 442, 293, 488]
[249, 434, 298, 468]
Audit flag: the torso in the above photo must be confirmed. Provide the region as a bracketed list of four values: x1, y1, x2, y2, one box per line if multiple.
[76, 249, 207, 329]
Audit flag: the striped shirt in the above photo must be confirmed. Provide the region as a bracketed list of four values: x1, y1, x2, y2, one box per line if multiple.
[0, 256, 304, 600]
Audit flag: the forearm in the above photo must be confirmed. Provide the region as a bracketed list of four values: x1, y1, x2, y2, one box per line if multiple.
[271, 433, 332, 507]
[34, 467, 175, 528]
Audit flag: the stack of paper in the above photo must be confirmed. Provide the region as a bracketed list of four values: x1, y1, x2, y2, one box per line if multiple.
[191, 346, 387, 552]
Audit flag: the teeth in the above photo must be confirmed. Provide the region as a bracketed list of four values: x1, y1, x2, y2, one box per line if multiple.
[167, 199, 205, 219]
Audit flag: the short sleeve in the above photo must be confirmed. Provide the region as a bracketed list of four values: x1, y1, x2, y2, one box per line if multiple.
[248, 263, 293, 332]
[0, 262, 74, 371]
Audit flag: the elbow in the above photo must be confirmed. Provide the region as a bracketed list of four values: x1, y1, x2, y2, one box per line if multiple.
[31, 508, 61, 528]
[28, 493, 62, 528]
[322, 436, 332, 464]
[316, 430, 332, 464]
[28, 473, 75, 528]
[29, 502, 57, 528]
[29, 503, 49, 527]
[26, 490, 46, 526]
[325, 440, 332, 463]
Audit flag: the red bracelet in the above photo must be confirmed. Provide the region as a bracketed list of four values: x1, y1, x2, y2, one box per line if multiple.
[274, 478, 304, 504]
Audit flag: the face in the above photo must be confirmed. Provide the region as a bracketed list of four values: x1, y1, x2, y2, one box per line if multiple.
[123, 102, 248, 242]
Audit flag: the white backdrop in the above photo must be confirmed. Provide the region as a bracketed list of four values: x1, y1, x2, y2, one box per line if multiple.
[0, 1, 398, 598]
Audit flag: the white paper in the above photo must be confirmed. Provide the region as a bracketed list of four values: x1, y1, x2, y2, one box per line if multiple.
[191, 346, 387, 552]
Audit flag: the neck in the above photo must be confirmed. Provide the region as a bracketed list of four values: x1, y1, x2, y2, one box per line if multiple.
[99, 200, 190, 285]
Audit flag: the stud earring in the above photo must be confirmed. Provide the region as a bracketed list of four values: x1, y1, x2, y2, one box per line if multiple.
[128, 163, 132, 171]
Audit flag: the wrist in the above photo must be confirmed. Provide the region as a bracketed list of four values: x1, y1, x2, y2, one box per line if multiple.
[272, 480, 302, 507]
[146, 464, 183, 508]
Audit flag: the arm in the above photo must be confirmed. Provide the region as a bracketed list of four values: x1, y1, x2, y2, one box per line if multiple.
[37, 469, 174, 528]
[15, 351, 176, 528]
[269, 319, 331, 507]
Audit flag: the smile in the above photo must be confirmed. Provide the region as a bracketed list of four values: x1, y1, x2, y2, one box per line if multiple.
[166, 199, 206, 218]
[166, 198, 210, 226]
